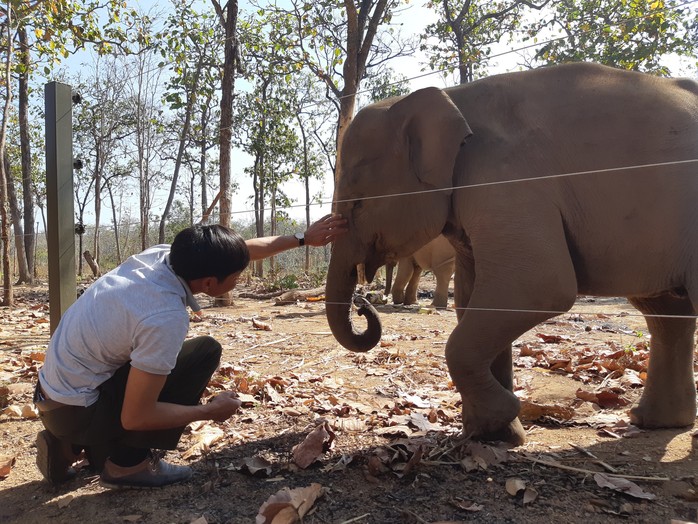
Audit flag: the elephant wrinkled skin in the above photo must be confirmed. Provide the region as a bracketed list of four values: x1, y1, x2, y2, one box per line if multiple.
[325, 62, 698, 446]
[390, 235, 455, 308]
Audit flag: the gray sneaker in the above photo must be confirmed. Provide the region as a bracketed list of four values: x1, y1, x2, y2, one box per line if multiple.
[99, 454, 192, 489]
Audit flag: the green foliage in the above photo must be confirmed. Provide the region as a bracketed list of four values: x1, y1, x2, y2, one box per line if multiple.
[421, 0, 537, 83]
[526, 0, 695, 74]
[269, 273, 300, 291]
[362, 69, 411, 103]
[305, 266, 329, 288]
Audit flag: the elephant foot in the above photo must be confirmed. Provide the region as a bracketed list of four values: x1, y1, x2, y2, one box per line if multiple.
[629, 396, 697, 428]
[464, 418, 526, 446]
[461, 388, 522, 446]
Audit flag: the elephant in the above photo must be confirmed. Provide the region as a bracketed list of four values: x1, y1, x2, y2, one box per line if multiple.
[325, 62, 698, 446]
[389, 235, 455, 308]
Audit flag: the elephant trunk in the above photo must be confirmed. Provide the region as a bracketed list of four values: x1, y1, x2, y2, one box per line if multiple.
[325, 244, 382, 352]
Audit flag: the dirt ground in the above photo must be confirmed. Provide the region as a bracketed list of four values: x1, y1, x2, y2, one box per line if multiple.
[1, 277, 697, 524]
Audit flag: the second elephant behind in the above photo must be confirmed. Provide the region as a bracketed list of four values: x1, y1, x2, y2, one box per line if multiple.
[389, 235, 455, 308]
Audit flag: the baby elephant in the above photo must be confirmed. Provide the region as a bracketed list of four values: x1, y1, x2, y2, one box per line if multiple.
[389, 235, 455, 308]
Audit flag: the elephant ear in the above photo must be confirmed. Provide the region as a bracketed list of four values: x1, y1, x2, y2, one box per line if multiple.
[388, 87, 472, 190]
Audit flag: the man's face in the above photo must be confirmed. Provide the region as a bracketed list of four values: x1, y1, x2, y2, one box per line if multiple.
[205, 271, 241, 297]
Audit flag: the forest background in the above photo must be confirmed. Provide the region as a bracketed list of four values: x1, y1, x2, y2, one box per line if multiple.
[0, 0, 696, 306]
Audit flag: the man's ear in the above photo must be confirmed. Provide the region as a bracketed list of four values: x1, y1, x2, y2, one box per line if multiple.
[186, 276, 211, 295]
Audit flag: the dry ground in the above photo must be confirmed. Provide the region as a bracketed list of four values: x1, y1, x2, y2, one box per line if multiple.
[1, 277, 697, 524]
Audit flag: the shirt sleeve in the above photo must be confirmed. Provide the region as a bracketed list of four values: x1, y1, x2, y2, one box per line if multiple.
[130, 310, 190, 375]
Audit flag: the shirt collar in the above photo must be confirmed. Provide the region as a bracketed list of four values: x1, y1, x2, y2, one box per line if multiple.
[165, 254, 202, 312]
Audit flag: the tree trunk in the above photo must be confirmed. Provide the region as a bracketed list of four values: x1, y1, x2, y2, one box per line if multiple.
[4, 153, 29, 283]
[18, 27, 34, 282]
[213, 0, 240, 307]
[92, 154, 101, 267]
[297, 114, 311, 273]
[0, 9, 14, 306]
[159, 58, 201, 242]
[269, 182, 276, 274]
[83, 250, 101, 277]
[253, 155, 265, 278]
[106, 180, 122, 264]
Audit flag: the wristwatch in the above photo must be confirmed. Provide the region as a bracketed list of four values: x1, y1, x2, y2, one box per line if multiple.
[294, 232, 305, 246]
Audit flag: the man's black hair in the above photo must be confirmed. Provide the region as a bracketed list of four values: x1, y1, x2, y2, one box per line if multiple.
[170, 224, 250, 282]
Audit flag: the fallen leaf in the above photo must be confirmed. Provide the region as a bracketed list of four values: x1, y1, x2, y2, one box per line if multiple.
[408, 412, 441, 432]
[252, 318, 272, 331]
[231, 456, 273, 477]
[237, 393, 258, 406]
[466, 441, 509, 469]
[398, 391, 431, 408]
[523, 487, 538, 504]
[292, 422, 335, 469]
[536, 333, 569, 343]
[367, 455, 390, 476]
[506, 478, 527, 496]
[375, 425, 412, 437]
[182, 425, 224, 459]
[595, 388, 629, 408]
[593, 473, 656, 500]
[450, 499, 484, 512]
[331, 417, 365, 432]
[122, 515, 143, 522]
[189, 517, 208, 524]
[256, 483, 324, 524]
[21, 403, 39, 419]
[28, 350, 45, 362]
[395, 445, 422, 477]
[519, 400, 574, 422]
[2, 405, 22, 418]
[0, 455, 15, 478]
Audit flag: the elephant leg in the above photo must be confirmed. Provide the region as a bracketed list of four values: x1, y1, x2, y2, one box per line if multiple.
[384, 262, 396, 295]
[447, 216, 577, 445]
[628, 294, 697, 428]
[447, 308, 562, 445]
[404, 264, 422, 305]
[430, 261, 454, 308]
[391, 258, 415, 305]
[453, 248, 475, 323]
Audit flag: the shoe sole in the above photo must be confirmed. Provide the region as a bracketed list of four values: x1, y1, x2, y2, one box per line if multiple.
[99, 474, 192, 490]
[36, 431, 51, 480]
[36, 430, 76, 484]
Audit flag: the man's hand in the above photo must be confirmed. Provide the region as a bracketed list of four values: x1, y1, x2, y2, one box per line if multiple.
[205, 391, 242, 422]
[121, 368, 243, 431]
[303, 214, 348, 247]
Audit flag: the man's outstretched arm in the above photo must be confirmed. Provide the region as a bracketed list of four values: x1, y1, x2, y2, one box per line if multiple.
[245, 213, 348, 261]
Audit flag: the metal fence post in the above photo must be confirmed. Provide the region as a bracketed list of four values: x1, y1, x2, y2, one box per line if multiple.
[45, 81, 76, 334]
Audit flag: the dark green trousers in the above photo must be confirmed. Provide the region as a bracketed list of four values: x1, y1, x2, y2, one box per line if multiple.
[37, 335, 222, 471]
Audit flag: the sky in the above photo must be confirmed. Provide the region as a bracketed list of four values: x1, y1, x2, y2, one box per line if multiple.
[63, 0, 445, 227]
[62, 0, 696, 228]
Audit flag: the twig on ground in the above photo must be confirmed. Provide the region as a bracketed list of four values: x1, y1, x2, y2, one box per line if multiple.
[569, 442, 618, 473]
[521, 454, 669, 481]
[339, 514, 371, 524]
[244, 335, 296, 352]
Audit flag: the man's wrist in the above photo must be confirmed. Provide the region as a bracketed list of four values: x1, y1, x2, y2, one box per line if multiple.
[293, 232, 305, 246]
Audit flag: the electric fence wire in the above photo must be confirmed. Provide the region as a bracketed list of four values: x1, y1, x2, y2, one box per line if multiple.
[21, 0, 698, 324]
[43, 0, 697, 230]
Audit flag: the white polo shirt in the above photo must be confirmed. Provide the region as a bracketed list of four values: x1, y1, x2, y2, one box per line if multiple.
[38, 245, 201, 407]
